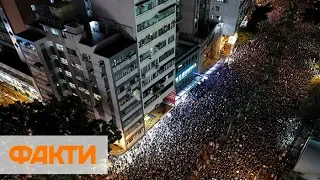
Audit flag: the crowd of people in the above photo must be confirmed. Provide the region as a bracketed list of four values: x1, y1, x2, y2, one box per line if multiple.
[109, 0, 319, 179]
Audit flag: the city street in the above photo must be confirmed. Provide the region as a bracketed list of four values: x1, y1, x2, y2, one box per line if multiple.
[110, 0, 319, 179]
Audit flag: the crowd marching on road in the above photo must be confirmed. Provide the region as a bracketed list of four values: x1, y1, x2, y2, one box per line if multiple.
[108, 0, 320, 179]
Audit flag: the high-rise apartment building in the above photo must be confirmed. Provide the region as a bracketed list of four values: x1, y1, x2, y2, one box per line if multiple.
[8, 0, 176, 151]
[209, 0, 252, 36]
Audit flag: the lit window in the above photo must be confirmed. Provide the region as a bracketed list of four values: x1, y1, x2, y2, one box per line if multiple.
[75, 64, 83, 71]
[56, 44, 64, 51]
[75, 75, 83, 81]
[65, 70, 72, 77]
[94, 93, 101, 101]
[69, 82, 76, 89]
[79, 87, 90, 95]
[51, 28, 59, 36]
[61, 58, 68, 65]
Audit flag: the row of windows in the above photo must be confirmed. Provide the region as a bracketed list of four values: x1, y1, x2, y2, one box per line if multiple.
[138, 20, 175, 48]
[126, 128, 143, 145]
[117, 78, 138, 95]
[112, 50, 136, 68]
[135, 0, 171, 16]
[114, 63, 138, 82]
[124, 119, 143, 137]
[121, 101, 141, 118]
[137, 5, 175, 32]
[140, 35, 173, 62]
[144, 81, 173, 107]
[176, 52, 198, 73]
[123, 109, 142, 128]
[135, 0, 157, 16]
[79, 87, 90, 95]
[141, 59, 157, 74]
[159, 47, 174, 63]
[119, 94, 134, 107]
[142, 60, 174, 87]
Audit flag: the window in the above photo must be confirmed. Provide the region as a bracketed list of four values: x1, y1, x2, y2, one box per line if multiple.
[69, 82, 76, 89]
[168, 35, 174, 44]
[136, 4, 175, 32]
[56, 44, 64, 51]
[135, 0, 157, 16]
[65, 70, 72, 78]
[51, 28, 59, 36]
[57, 67, 63, 72]
[76, 75, 83, 81]
[216, 6, 220, 11]
[94, 93, 101, 101]
[61, 58, 68, 65]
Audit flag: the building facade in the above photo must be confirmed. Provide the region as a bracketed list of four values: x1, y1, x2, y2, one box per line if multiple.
[10, 0, 176, 151]
[175, 40, 200, 93]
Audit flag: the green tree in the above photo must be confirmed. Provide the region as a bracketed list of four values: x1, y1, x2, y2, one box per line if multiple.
[0, 96, 122, 179]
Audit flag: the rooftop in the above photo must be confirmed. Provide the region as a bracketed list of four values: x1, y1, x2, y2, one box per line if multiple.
[79, 31, 112, 47]
[95, 38, 136, 58]
[0, 45, 31, 76]
[16, 29, 46, 42]
[176, 43, 193, 59]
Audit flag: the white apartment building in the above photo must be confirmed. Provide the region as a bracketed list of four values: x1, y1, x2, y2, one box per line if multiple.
[91, 0, 177, 114]
[209, 0, 251, 36]
[12, 0, 176, 150]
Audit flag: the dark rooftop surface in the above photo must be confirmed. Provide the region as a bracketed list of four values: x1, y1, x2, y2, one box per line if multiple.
[16, 29, 46, 42]
[0, 45, 31, 76]
[176, 43, 193, 59]
[95, 38, 136, 58]
[79, 31, 111, 47]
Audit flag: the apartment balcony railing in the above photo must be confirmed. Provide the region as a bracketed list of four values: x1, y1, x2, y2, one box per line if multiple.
[113, 55, 137, 73]
[115, 68, 139, 87]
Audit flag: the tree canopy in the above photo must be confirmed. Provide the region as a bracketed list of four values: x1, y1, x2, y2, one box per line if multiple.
[0, 96, 121, 147]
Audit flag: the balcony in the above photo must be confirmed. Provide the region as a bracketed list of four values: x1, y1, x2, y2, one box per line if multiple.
[122, 104, 142, 122]
[143, 83, 174, 113]
[113, 55, 137, 73]
[135, 0, 176, 22]
[142, 62, 175, 91]
[120, 97, 136, 111]
[118, 82, 139, 99]
[143, 73, 174, 103]
[115, 68, 139, 87]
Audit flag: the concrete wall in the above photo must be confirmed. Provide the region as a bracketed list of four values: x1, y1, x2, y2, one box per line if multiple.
[179, 0, 200, 35]
[92, 0, 136, 39]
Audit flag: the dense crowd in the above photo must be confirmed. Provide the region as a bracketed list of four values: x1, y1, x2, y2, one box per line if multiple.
[109, 0, 319, 179]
